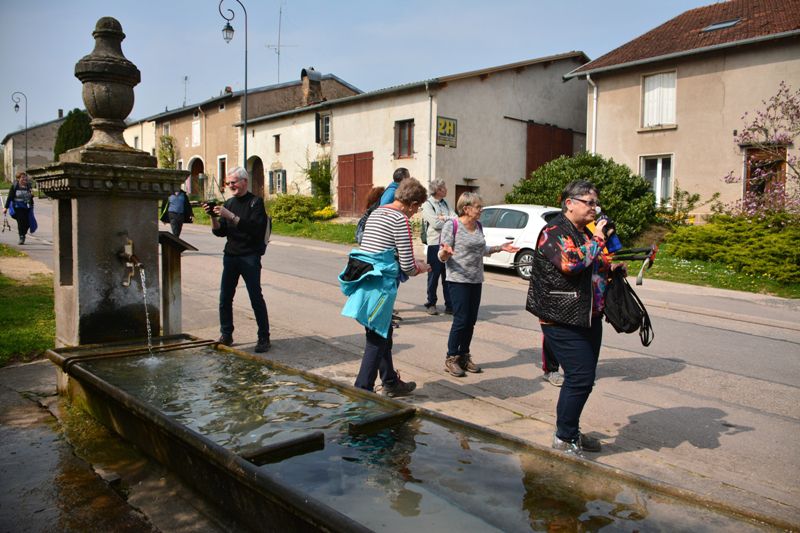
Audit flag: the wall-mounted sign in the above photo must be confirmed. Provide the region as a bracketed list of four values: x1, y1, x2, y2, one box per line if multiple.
[437, 116, 457, 148]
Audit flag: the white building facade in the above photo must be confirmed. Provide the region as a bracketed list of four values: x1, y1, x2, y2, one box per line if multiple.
[245, 53, 588, 215]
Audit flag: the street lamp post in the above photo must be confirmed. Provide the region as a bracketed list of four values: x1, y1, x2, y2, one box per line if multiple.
[11, 91, 28, 172]
[218, 0, 248, 169]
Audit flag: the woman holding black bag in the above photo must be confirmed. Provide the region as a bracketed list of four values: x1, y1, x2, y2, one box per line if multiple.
[3, 172, 34, 245]
[526, 180, 626, 456]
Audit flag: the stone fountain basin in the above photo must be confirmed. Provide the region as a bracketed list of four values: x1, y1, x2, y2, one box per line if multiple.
[46, 335, 772, 532]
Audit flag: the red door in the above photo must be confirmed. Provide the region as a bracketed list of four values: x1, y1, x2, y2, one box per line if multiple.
[526, 123, 574, 178]
[337, 151, 373, 216]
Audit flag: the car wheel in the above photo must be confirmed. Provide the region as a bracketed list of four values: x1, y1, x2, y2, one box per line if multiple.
[515, 250, 534, 280]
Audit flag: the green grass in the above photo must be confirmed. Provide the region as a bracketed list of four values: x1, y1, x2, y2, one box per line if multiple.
[272, 220, 356, 244]
[0, 273, 55, 366]
[0, 243, 26, 257]
[645, 244, 800, 298]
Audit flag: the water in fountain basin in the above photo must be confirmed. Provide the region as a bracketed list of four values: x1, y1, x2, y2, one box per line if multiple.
[79, 349, 771, 532]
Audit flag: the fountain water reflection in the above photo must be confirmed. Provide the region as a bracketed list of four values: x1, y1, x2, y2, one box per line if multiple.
[77, 349, 770, 532]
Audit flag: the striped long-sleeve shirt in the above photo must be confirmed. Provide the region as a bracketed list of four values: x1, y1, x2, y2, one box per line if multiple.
[360, 206, 418, 275]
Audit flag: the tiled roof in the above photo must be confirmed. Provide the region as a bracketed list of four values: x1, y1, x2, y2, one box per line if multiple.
[568, 0, 800, 77]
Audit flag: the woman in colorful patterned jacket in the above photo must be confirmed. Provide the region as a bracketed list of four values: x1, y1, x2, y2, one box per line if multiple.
[526, 180, 625, 456]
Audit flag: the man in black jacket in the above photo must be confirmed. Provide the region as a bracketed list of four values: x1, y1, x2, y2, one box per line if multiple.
[205, 167, 270, 352]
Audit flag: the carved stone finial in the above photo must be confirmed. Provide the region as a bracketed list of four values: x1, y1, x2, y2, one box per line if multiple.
[74, 17, 141, 148]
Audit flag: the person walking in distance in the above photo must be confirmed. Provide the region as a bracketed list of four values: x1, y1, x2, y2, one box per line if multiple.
[3, 172, 34, 245]
[526, 180, 626, 456]
[203, 167, 271, 353]
[421, 179, 454, 315]
[160, 189, 193, 237]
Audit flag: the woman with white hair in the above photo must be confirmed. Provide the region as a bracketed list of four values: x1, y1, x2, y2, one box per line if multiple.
[438, 192, 518, 377]
[421, 178, 454, 315]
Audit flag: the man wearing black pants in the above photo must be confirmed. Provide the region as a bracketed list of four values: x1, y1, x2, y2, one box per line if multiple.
[205, 167, 270, 353]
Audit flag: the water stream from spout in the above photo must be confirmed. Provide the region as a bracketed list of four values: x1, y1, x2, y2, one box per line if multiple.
[139, 267, 155, 357]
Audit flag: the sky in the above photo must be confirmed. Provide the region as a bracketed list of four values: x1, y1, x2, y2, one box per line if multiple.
[0, 0, 714, 140]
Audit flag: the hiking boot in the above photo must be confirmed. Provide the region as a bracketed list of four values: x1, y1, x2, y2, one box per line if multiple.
[579, 432, 602, 453]
[425, 305, 439, 316]
[382, 374, 416, 397]
[543, 371, 564, 387]
[217, 334, 233, 346]
[444, 355, 466, 377]
[552, 433, 583, 457]
[255, 337, 271, 353]
[460, 354, 482, 373]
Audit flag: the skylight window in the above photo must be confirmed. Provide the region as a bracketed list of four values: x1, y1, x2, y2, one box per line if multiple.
[701, 18, 741, 32]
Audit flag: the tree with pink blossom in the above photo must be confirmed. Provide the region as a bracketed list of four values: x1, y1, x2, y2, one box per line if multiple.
[723, 81, 800, 218]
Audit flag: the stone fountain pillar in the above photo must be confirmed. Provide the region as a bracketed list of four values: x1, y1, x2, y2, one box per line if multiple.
[28, 17, 187, 347]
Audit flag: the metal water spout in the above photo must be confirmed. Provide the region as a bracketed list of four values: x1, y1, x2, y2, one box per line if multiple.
[119, 238, 142, 287]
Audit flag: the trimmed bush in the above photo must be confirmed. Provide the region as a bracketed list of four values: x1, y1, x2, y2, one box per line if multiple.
[269, 194, 320, 223]
[666, 213, 800, 283]
[505, 152, 657, 243]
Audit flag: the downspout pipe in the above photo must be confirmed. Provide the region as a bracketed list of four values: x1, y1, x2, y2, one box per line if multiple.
[587, 74, 597, 154]
[426, 82, 433, 187]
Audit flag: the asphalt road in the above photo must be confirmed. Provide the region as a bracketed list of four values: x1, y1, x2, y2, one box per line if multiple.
[6, 198, 800, 528]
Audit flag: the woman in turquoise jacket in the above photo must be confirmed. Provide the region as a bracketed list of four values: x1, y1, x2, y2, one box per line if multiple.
[339, 178, 430, 397]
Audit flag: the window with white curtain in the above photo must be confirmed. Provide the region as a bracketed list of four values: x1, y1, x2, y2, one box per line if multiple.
[642, 72, 676, 128]
[641, 155, 673, 206]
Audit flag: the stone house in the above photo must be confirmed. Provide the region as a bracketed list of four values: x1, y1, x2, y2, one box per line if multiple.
[243, 52, 588, 215]
[122, 71, 360, 199]
[2, 110, 67, 180]
[564, 0, 800, 215]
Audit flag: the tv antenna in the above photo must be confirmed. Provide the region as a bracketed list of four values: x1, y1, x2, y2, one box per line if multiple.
[182, 75, 189, 106]
[265, 2, 297, 83]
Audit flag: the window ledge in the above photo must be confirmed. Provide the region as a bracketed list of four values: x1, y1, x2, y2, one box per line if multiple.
[638, 124, 677, 133]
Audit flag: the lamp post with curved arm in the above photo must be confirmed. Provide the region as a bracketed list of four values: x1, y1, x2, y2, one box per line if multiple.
[11, 91, 28, 171]
[218, 0, 248, 169]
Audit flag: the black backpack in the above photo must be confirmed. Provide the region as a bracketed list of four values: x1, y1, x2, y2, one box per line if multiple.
[604, 268, 654, 346]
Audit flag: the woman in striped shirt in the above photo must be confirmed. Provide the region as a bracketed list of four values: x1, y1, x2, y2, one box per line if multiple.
[354, 178, 430, 397]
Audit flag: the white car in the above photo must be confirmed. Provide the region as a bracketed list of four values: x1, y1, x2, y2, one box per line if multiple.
[479, 204, 561, 280]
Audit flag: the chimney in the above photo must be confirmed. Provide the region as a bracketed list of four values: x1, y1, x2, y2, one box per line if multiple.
[58, 109, 64, 119]
[301, 67, 322, 106]
[224, 86, 233, 94]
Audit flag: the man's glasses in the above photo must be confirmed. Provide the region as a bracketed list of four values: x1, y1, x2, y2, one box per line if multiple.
[571, 197, 599, 208]
[226, 180, 239, 186]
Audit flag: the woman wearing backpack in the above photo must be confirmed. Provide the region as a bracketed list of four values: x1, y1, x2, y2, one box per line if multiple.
[438, 192, 518, 377]
[525, 180, 625, 456]
[3, 172, 34, 245]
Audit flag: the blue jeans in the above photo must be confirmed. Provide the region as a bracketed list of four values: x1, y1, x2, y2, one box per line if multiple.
[541, 319, 603, 442]
[354, 326, 399, 392]
[425, 245, 451, 309]
[447, 282, 482, 357]
[219, 254, 270, 340]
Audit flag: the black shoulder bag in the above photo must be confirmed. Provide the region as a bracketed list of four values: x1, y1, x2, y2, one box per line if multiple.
[604, 268, 654, 346]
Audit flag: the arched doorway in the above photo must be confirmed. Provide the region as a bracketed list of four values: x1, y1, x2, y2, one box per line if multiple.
[249, 156, 265, 198]
[189, 158, 205, 199]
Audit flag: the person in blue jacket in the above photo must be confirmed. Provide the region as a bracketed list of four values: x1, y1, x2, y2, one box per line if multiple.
[340, 177, 430, 397]
[378, 167, 409, 205]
